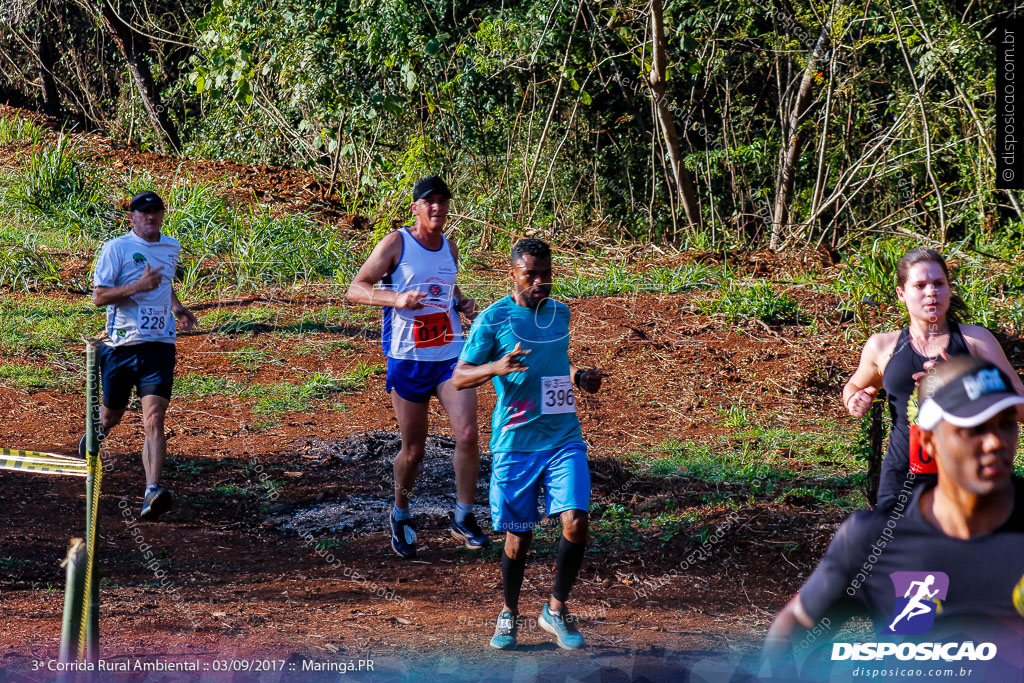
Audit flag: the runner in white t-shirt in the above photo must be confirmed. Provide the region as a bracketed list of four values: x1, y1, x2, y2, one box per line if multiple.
[83, 190, 197, 521]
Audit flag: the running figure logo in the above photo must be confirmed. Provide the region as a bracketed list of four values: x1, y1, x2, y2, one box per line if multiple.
[884, 571, 949, 634]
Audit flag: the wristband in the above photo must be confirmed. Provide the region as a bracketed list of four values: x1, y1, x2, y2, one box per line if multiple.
[574, 369, 585, 388]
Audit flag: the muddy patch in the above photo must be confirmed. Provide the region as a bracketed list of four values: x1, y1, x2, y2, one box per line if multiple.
[273, 430, 492, 535]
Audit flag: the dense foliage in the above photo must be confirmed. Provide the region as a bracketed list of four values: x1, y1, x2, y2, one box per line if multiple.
[0, 1, 1017, 250]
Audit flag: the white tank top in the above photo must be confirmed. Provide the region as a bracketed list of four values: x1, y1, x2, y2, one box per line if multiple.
[380, 227, 464, 361]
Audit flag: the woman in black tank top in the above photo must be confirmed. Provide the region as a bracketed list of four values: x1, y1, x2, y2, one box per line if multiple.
[878, 321, 970, 502]
[842, 249, 1024, 508]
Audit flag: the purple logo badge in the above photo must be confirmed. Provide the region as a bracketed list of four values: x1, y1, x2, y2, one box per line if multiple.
[884, 571, 949, 634]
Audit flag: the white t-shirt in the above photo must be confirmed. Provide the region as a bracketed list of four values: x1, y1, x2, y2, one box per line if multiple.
[93, 231, 181, 347]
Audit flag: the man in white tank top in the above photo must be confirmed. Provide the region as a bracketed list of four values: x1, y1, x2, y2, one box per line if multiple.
[347, 175, 489, 559]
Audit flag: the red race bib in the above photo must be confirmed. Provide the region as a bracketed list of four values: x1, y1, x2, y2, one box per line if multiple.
[908, 425, 937, 474]
[412, 311, 454, 348]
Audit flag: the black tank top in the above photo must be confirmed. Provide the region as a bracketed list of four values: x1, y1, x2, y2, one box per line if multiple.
[881, 320, 971, 461]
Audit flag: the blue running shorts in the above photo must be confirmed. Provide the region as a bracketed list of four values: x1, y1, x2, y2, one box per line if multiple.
[385, 357, 458, 404]
[490, 441, 590, 533]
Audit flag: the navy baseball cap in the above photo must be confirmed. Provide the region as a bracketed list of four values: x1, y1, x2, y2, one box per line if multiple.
[413, 175, 451, 201]
[917, 362, 1024, 430]
[129, 191, 165, 212]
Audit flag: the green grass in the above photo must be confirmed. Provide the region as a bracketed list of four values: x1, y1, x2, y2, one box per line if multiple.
[2, 136, 118, 241]
[553, 262, 721, 298]
[0, 297, 105, 357]
[718, 405, 752, 429]
[293, 339, 360, 357]
[0, 243, 68, 292]
[624, 414, 866, 507]
[252, 367, 377, 415]
[164, 459, 203, 479]
[211, 478, 282, 500]
[227, 346, 281, 370]
[774, 486, 863, 509]
[211, 483, 256, 498]
[203, 306, 279, 333]
[0, 115, 44, 146]
[203, 305, 374, 336]
[174, 364, 379, 415]
[173, 374, 242, 397]
[701, 282, 804, 324]
[580, 413, 871, 549]
[0, 363, 75, 391]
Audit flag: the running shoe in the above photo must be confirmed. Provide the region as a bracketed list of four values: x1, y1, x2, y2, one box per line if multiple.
[538, 604, 586, 650]
[140, 485, 173, 521]
[450, 513, 491, 550]
[389, 509, 417, 559]
[489, 611, 520, 650]
[77, 429, 105, 458]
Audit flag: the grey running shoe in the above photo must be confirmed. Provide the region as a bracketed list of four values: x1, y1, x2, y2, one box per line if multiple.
[140, 485, 173, 521]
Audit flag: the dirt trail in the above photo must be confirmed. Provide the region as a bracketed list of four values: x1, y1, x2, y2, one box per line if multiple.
[0, 288, 861, 679]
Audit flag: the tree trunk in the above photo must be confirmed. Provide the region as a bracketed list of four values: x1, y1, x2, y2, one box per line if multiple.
[96, 1, 180, 154]
[648, 0, 702, 234]
[769, 26, 830, 250]
[33, 22, 61, 118]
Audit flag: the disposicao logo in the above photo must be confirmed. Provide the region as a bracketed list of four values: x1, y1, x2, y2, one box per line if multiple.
[831, 571, 998, 662]
[884, 571, 948, 635]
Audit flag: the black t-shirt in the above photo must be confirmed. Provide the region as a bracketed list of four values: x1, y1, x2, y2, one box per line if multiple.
[800, 477, 1024, 648]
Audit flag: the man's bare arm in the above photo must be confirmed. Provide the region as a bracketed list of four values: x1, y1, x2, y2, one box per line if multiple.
[346, 232, 425, 310]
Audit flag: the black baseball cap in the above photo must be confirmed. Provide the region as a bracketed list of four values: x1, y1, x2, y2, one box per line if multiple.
[412, 175, 452, 201]
[129, 190, 165, 212]
[917, 361, 1024, 430]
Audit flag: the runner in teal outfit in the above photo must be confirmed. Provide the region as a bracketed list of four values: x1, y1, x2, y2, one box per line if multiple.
[452, 238, 606, 650]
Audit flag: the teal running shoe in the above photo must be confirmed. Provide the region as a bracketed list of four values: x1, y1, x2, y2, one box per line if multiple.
[538, 604, 586, 650]
[489, 611, 520, 650]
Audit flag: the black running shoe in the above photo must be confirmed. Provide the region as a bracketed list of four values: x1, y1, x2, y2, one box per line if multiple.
[140, 485, 173, 521]
[450, 513, 491, 550]
[78, 429, 105, 458]
[389, 509, 417, 559]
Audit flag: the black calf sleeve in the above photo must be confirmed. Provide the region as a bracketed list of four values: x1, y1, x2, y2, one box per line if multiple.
[552, 537, 586, 603]
[501, 552, 527, 612]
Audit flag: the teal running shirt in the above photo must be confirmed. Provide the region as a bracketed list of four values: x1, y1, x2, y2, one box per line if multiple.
[460, 295, 583, 453]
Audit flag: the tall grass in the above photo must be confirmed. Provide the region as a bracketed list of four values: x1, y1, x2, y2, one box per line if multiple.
[0, 243, 65, 291]
[0, 115, 44, 146]
[0, 297, 105, 356]
[224, 209, 357, 291]
[3, 136, 118, 240]
[553, 263, 721, 298]
[701, 282, 804, 324]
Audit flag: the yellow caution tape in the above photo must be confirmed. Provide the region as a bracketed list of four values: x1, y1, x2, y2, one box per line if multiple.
[78, 458, 102, 660]
[0, 450, 88, 477]
[0, 458, 89, 476]
[0, 447, 83, 462]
